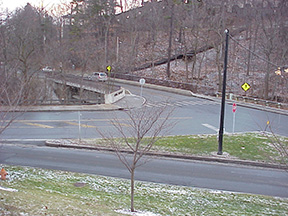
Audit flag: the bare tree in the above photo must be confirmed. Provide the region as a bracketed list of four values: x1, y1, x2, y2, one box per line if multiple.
[0, 69, 25, 136]
[205, 1, 227, 92]
[254, 2, 286, 100]
[0, 4, 55, 135]
[263, 122, 288, 170]
[85, 0, 117, 66]
[1, 3, 56, 105]
[98, 105, 174, 212]
[166, 0, 175, 79]
[181, 1, 205, 83]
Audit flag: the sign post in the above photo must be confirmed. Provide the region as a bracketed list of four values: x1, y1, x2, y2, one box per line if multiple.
[232, 103, 237, 134]
[139, 78, 145, 97]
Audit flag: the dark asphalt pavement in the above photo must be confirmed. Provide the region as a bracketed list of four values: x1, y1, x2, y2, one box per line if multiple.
[1, 144, 288, 198]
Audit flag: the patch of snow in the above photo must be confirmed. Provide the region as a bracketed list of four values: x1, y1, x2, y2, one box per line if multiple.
[115, 209, 162, 216]
[0, 186, 18, 192]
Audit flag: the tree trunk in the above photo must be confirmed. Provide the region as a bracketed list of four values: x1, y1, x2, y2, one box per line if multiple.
[246, 28, 252, 76]
[216, 45, 222, 92]
[130, 168, 135, 212]
[264, 59, 270, 100]
[191, 55, 197, 84]
[166, 3, 174, 79]
[185, 55, 189, 81]
[197, 53, 205, 84]
[104, 26, 109, 66]
[79, 61, 87, 102]
[129, 32, 139, 73]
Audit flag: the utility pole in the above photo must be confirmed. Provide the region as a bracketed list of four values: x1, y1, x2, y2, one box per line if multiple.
[218, 29, 229, 155]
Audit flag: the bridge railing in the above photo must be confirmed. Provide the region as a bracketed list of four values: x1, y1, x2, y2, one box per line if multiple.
[216, 93, 288, 110]
[112, 72, 288, 110]
[111, 72, 215, 95]
[105, 88, 125, 104]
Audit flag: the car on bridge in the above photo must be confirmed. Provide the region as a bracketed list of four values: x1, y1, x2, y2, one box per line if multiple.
[88, 72, 108, 82]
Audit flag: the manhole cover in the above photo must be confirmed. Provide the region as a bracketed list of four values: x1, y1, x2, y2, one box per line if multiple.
[73, 182, 86, 188]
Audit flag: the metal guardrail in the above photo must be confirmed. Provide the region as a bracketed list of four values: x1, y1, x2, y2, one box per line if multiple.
[48, 73, 121, 93]
[111, 72, 215, 94]
[216, 93, 288, 110]
[19, 98, 104, 106]
[112, 72, 288, 110]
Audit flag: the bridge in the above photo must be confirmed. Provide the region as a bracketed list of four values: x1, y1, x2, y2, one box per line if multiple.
[46, 73, 125, 105]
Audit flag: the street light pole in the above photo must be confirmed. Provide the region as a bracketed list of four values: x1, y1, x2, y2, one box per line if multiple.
[218, 29, 229, 155]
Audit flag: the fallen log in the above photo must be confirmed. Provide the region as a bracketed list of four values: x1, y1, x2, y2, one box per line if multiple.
[133, 27, 246, 72]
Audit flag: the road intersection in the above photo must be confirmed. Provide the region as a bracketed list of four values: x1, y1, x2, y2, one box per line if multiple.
[1, 80, 288, 198]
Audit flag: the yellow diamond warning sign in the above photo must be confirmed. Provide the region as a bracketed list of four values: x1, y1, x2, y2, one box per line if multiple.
[241, 82, 251, 92]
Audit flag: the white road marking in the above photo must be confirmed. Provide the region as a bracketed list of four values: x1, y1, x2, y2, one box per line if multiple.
[202, 123, 219, 132]
[23, 123, 54, 128]
[145, 100, 220, 108]
[64, 121, 96, 128]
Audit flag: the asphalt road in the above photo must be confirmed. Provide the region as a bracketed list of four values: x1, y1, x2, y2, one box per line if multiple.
[1, 144, 288, 198]
[121, 82, 288, 137]
[1, 82, 288, 198]
[1, 83, 287, 140]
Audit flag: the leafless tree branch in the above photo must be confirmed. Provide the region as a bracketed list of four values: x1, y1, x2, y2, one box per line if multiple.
[263, 123, 288, 170]
[97, 104, 175, 212]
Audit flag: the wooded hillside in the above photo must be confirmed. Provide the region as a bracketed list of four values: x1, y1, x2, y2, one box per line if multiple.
[1, 0, 287, 102]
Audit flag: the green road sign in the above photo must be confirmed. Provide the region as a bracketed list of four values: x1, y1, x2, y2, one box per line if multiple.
[241, 82, 251, 92]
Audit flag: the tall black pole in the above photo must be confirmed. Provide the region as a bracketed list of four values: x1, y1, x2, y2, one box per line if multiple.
[218, 29, 229, 155]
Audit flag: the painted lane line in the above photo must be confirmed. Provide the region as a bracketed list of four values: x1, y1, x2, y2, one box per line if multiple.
[178, 101, 195, 105]
[202, 123, 219, 132]
[23, 123, 54, 128]
[64, 121, 97, 128]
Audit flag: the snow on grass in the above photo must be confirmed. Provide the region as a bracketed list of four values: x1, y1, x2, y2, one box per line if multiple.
[115, 209, 162, 216]
[1, 165, 288, 215]
[0, 186, 18, 192]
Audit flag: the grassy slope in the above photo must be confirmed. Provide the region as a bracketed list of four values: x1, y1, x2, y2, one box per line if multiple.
[88, 132, 288, 164]
[1, 132, 287, 215]
[1, 166, 288, 215]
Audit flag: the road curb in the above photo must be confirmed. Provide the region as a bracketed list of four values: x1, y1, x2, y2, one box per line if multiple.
[0, 104, 123, 112]
[45, 140, 287, 170]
